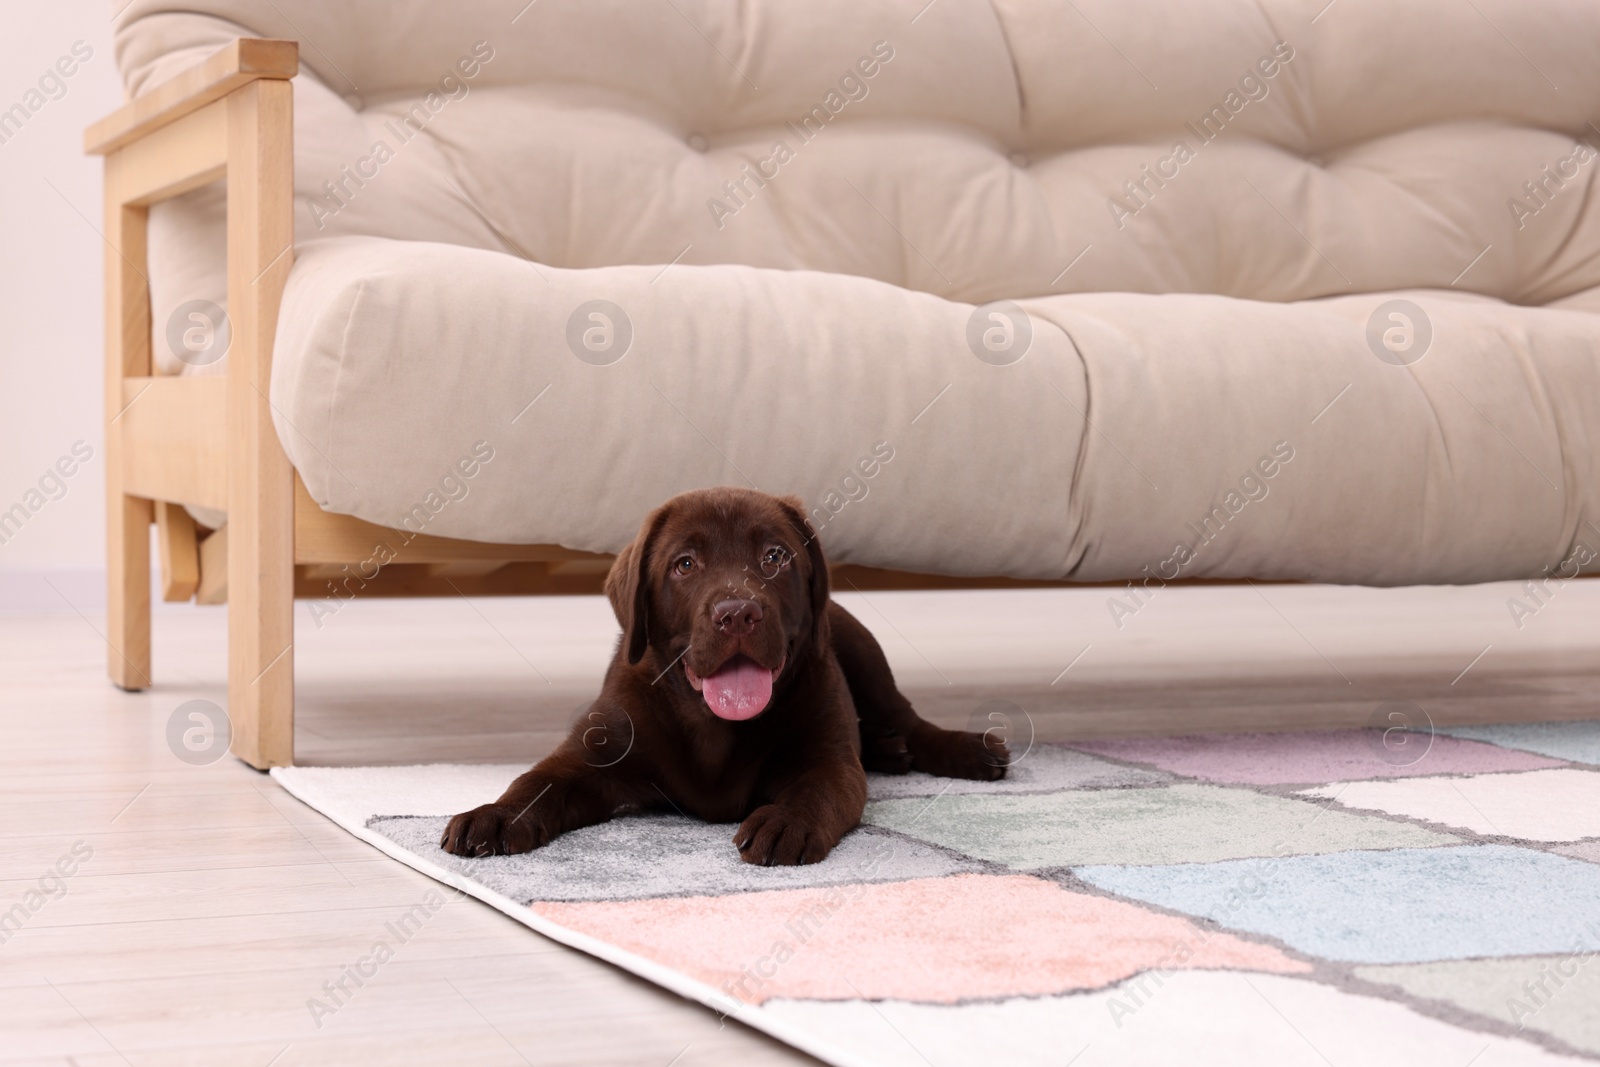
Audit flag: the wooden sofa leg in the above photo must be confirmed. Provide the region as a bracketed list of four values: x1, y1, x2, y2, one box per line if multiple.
[107, 494, 153, 690]
[104, 164, 153, 691]
[225, 77, 296, 769]
[227, 514, 293, 767]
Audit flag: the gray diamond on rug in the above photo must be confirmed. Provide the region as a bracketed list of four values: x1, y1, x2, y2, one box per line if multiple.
[864, 742, 1171, 799]
[368, 813, 984, 903]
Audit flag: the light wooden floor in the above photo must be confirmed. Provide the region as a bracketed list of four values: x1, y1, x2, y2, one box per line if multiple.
[3, 578, 1598, 1065]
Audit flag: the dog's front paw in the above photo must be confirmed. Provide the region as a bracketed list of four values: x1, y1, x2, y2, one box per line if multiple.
[439, 802, 553, 858]
[734, 805, 836, 866]
[910, 724, 1009, 781]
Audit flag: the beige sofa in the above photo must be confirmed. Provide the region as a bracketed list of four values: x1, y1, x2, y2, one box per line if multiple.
[96, 0, 1600, 766]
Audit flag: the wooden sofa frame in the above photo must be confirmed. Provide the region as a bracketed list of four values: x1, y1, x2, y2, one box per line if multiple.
[89, 38, 1077, 769]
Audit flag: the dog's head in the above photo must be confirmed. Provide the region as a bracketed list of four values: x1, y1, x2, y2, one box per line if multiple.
[603, 487, 828, 721]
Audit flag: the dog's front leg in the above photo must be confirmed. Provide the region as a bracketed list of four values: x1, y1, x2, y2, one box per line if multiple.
[440, 750, 622, 858]
[736, 757, 868, 867]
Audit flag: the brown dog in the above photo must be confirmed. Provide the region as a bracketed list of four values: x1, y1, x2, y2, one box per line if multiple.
[440, 487, 1005, 866]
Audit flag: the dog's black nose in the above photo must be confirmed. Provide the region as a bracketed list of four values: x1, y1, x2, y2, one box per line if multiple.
[712, 598, 763, 635]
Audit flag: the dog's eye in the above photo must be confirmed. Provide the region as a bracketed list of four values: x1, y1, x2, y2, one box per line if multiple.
[673, 556, 694, 575]
[762, 546, 790, 569]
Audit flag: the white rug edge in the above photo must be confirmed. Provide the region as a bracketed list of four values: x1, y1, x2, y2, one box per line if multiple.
[271, 765, 875, 1067]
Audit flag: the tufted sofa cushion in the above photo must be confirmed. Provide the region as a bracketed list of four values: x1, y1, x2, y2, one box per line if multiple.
[113, 0, 1600, 581]
[274, 237, 1600, 584]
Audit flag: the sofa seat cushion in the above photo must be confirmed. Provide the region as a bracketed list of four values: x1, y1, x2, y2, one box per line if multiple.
[276, 237, 1600, 583]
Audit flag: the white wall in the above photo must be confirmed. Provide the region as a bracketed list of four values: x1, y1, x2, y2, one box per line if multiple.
[0, 3, 122, 576]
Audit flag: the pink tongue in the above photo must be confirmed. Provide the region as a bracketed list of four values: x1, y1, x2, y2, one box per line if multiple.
[702, 658, 774, 720]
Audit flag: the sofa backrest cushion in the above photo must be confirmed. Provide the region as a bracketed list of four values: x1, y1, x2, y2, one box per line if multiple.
[116, 0, 1600, 322]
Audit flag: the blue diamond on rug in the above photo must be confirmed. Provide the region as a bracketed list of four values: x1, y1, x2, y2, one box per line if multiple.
[1436, 720, 1600, 766]
[1075, 845, 1600, 964]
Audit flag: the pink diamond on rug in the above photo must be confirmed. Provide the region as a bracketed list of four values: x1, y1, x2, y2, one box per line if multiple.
[1071, 730, 1564, 785]
[531, 873, 1311, 1006]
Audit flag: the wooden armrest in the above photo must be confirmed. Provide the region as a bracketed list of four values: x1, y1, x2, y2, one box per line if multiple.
[85, 37, 297, 155]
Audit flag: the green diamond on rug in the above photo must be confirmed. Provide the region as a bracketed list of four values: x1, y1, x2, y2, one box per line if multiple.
[1356, 956, 1600, 1057]
[862, 783, 1450, 868]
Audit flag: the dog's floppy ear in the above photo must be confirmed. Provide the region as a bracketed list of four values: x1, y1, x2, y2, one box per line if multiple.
[775, 495, 830, 639]
[604, 505, 669, 665]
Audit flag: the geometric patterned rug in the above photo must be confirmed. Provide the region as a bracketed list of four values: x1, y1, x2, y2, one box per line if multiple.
[273, 720, 1600, 1066]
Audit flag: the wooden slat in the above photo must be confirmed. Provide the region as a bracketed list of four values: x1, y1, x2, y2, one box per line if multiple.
[226, 78, 296, 769]
[293, 561, 613, 599]
[831, 566, 1306, 592]
[155, 502, 201, 602]
[292, 477, 612, 565]
[118, 376, 229, 512]
[112, 98, 228, 206]
[285, 559, 1176, 600]
[103, 153, 153, 691]
[423, 561, 514, 578]
[831, 565, 1071, 592]
[86, 38, 298, 155]
[197, 524, 229, 605]
[290, 492, 1305, 596]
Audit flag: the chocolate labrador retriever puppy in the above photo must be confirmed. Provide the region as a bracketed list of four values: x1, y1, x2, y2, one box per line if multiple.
[440, 486, 1006, 866]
